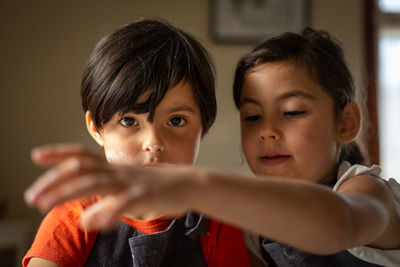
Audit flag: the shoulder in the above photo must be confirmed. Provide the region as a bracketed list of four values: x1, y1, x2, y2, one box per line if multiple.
[334, 162, 393, 211]
[333, 161, 383, 191]
[36, 196, 100, 233]
[334, 163, 400, 250]
[23, 197, 100, 267]
[334, 162, 394, 203]
[35, 196, 101, 230]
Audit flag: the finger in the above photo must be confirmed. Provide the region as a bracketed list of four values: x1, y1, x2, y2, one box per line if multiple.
[25, 157, 109, 206]
[80, 185, 152, 232]
[31, 143, 103, 166]
[80, 199, 120, 232]
[33, 172, 126, 212]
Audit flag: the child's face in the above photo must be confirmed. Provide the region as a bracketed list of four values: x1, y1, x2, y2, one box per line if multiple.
[239, 62, 341, 183]
[98, 81, 203, 166]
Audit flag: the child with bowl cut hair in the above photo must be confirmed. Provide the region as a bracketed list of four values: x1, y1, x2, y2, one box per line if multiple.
[23, 19, 251, 267]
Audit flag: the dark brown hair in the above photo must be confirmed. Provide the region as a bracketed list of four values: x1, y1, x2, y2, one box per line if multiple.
[233, 28, 365, 165]
[81, 19, 216, 134]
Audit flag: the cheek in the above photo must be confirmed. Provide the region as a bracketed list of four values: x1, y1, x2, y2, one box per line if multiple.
[240, 127, 257, 161]
[104, 148, 131, 164]
[168, 131, 202, 164]
[289, 121, 337, 162]
[102, 135, 141, 165]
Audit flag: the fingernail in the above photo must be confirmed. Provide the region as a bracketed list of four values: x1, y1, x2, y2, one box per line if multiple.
[31, 148, 44, 160]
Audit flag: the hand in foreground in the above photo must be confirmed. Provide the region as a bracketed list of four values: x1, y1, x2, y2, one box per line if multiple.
[25, 144, 201, 231]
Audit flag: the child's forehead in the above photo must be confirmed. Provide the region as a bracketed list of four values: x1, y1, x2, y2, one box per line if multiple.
[120, 79, 198, 115]
[242, 62, 331, 103]
[248, 61, 320, 88]
[247, 61, 303, 82]
[252, 60, 303, 72]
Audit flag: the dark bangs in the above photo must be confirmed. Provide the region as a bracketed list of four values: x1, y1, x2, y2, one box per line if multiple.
[81, 20, 216, 132]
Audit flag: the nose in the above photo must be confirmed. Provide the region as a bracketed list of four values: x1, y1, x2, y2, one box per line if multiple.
[259, 120, 281, 141]
[142, 127, 164, 153]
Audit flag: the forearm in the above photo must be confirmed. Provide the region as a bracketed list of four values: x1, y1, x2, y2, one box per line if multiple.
[191, 170, 361, 254]
[27, 257, 60, 267]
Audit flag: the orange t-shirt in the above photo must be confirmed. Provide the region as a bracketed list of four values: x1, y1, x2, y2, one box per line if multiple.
[23, 197, 251, 267]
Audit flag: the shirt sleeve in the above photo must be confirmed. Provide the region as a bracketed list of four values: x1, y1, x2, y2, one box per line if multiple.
[200, 219, 251, 267]
[22, 198, 99, 267]
[334, 162, 400, 266]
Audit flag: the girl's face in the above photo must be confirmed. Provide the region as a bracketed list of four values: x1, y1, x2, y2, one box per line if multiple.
[239, 62, 341, 183]
[95, 80, 203, 166]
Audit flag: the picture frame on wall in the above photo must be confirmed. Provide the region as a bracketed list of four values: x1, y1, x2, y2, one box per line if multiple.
[211, 0, 309, 43]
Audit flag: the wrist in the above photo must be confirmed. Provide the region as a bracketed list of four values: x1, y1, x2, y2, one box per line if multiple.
[184, 167, 212, 213]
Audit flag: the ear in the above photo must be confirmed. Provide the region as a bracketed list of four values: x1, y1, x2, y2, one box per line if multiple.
[85, 111, 104, 147]
[336, 102, 361, 144]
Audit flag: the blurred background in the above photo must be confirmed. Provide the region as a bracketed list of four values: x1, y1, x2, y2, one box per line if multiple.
[1, 0, 399, 265]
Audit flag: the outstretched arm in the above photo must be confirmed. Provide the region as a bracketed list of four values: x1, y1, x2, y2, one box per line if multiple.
[25, 144, 400, 254]
[195, 171, 400, 253]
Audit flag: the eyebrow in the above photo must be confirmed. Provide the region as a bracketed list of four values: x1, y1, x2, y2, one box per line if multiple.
[239, 97, 260, 107]
[122, 105, 196, 116]
[165, 105, 197, 114]
[278, 90, 316, 101]
[240, 89, 316, 107]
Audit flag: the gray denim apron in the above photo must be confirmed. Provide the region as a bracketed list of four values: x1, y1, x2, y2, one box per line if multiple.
[260, 230, 383, 266]
[84, 213, 207, 267]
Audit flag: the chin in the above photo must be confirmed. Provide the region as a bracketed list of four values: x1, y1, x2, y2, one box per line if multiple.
[252, 166, 287, 178]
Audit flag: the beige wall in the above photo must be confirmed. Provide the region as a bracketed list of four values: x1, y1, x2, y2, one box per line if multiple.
[0, 0, 364, 232]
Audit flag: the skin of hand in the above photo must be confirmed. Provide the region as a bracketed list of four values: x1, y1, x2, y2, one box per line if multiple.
[25, 144, 205, 232]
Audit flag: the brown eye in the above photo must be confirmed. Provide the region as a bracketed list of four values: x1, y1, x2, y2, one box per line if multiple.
[283, 111, 306, 117]
[119, 117, 138, 127]
[244, 115, 261, 122]
[168, 116, 186, 127]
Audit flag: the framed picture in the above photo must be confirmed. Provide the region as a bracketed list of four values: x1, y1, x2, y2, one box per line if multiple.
[211, 0, 309, 43]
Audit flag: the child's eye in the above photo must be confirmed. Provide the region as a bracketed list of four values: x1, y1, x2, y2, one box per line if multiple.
[119, 117, 138, 127]
[244, 115, 261, 122]
[283, 111, 306, 117]
[168, 116, 187, 127]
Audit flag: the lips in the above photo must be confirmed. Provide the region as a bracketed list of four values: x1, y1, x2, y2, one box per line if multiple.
[259, 155, 290, 166]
